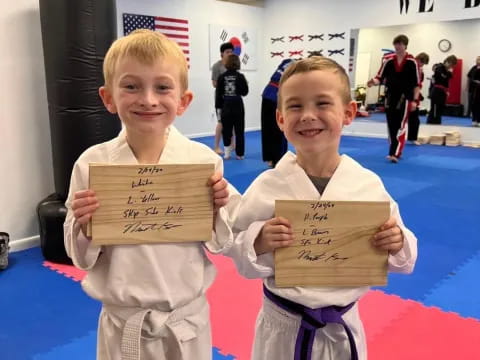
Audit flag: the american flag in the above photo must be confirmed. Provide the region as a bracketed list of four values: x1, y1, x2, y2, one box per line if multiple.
[123, 13, 190, 64]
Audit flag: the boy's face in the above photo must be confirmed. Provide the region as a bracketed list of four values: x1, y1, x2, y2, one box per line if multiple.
[276, 70, 356, 158]
[99, 56, 192, 137]
[221, 49, 233, 62]
[394, 42, 407, 53]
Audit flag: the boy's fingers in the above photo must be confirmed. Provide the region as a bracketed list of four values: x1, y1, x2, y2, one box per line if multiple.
[274, 233, 294, 242]
[269, 225, 293, 234]
[72, 196, 98, 210]
[213, 188, 229, 199]
[211, 178, 228, 191]
[373, 236, 402, 247]
[272, 239, 294, 249]
[76, 213, 92, 226]
[74, 190, 95, 200]
[208, 172, 222, 186]
[375, 226, 401, 240]
[269, 217, 291, 227]
[380, 217, 396, 230]
[73, 204, 99, 219]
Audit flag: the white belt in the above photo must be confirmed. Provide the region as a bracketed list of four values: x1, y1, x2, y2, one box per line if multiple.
[103, 295, 207, 360]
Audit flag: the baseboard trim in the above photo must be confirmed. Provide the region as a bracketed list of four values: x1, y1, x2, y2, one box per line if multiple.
[10, 235, 40, 252]
[187, 127, 261, 139]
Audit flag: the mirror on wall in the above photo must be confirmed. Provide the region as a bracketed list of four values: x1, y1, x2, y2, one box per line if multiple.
[350, 18, 480, 128]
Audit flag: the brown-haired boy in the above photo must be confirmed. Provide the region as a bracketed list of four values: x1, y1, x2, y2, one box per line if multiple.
[427, 55, 458, 124]
[229, 57, 417, 360]
[368, 34, 420, 163]
[64, 29, 240, 360]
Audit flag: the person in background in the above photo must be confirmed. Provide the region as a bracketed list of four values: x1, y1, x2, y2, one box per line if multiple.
[212, 42, 234, 154]
[466, 56, 480, 118]
[467, 56, 480, 127]
[261, 59, 293, 167]
[427, 55, 458, 125]
[367, 34, 420, 163]
[408, 52, 429, 144]
[216, 54, 249, 160]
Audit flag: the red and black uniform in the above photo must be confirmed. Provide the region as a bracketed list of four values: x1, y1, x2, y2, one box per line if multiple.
[408, 60, 425, 141]
[375, 53, 420, 157]
[427, 63, 452, 125]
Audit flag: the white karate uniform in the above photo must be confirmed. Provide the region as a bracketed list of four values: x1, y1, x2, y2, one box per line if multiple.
[228, 152, 418, 360]
[64, 126, 240, 360]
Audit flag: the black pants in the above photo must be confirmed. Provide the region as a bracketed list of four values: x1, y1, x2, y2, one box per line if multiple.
[427, 88, 447, 124]
[261, 98, 287, 166]
[386, 95, 410, 157]
[407, 108, 420, 141]
[472, 93, 480, 123]
[467, 91, 473, 117]
[221, 100, 245, 156]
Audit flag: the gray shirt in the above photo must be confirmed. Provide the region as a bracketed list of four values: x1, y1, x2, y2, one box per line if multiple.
[211, 60, 227, 82]
[308, 175, 330, 195]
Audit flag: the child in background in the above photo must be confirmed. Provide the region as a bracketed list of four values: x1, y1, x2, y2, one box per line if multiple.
[427, 55, 458, 125]
[215, 54, 249, 160]
[228, 57, 417, 360]
[64, 29, 240, 360]
[408, 52, 429, 144]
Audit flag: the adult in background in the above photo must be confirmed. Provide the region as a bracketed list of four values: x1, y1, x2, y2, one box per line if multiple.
[216, 54, 249, 160]
[408, 52, 429, 144]
[467, 56, 480, 126]
[368, 34, 420, 163]
[427, 55, 458, 125]
[261, 59, 294, 167]
[211, 42, 234, 154]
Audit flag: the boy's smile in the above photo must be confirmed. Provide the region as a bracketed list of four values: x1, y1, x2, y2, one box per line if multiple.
[99, 56, 192, 138]
[276, 70, 355, 158]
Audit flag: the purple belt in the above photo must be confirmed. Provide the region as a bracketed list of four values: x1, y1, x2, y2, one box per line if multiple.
[263, 286, 358, 360]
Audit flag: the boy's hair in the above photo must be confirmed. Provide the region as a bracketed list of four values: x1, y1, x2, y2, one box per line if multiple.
[393, 34, 409, 47]
[225, 54, 240, 71]
[220, 42, 234, 54]
[416, 52, 430, 65]
[278, 56, 352, 107]
[444, 55, 458, 67]
[103, 29, 188, 91]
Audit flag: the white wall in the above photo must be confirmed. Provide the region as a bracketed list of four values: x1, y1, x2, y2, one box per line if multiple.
[357, 19, 480, 108]
[0, 0, 54, 245]
[5, 0, 480, 246]
[116, 0, 264, 137]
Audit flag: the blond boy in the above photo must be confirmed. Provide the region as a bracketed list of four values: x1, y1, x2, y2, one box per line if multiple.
[64, 30, 239, 360]
[228, 57, 417, 360]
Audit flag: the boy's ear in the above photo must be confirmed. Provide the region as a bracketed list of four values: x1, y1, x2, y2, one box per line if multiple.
[343, 100, 357, 126]
[99, 86, 117, 114]
[276, 108, 285, 131]
[177, 90, 193, 115]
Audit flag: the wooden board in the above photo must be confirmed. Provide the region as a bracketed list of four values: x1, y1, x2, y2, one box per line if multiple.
[274, 200, 390, 287]
[88, 163, 214, 245]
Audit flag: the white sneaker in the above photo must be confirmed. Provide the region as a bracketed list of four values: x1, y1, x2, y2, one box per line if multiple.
[224, 145, 233, 160]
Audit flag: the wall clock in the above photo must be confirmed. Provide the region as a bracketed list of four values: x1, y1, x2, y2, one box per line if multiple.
[438, 39, 452, 53]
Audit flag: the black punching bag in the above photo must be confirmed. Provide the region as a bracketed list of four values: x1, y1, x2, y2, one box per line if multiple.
[38, 0, 120, 263]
